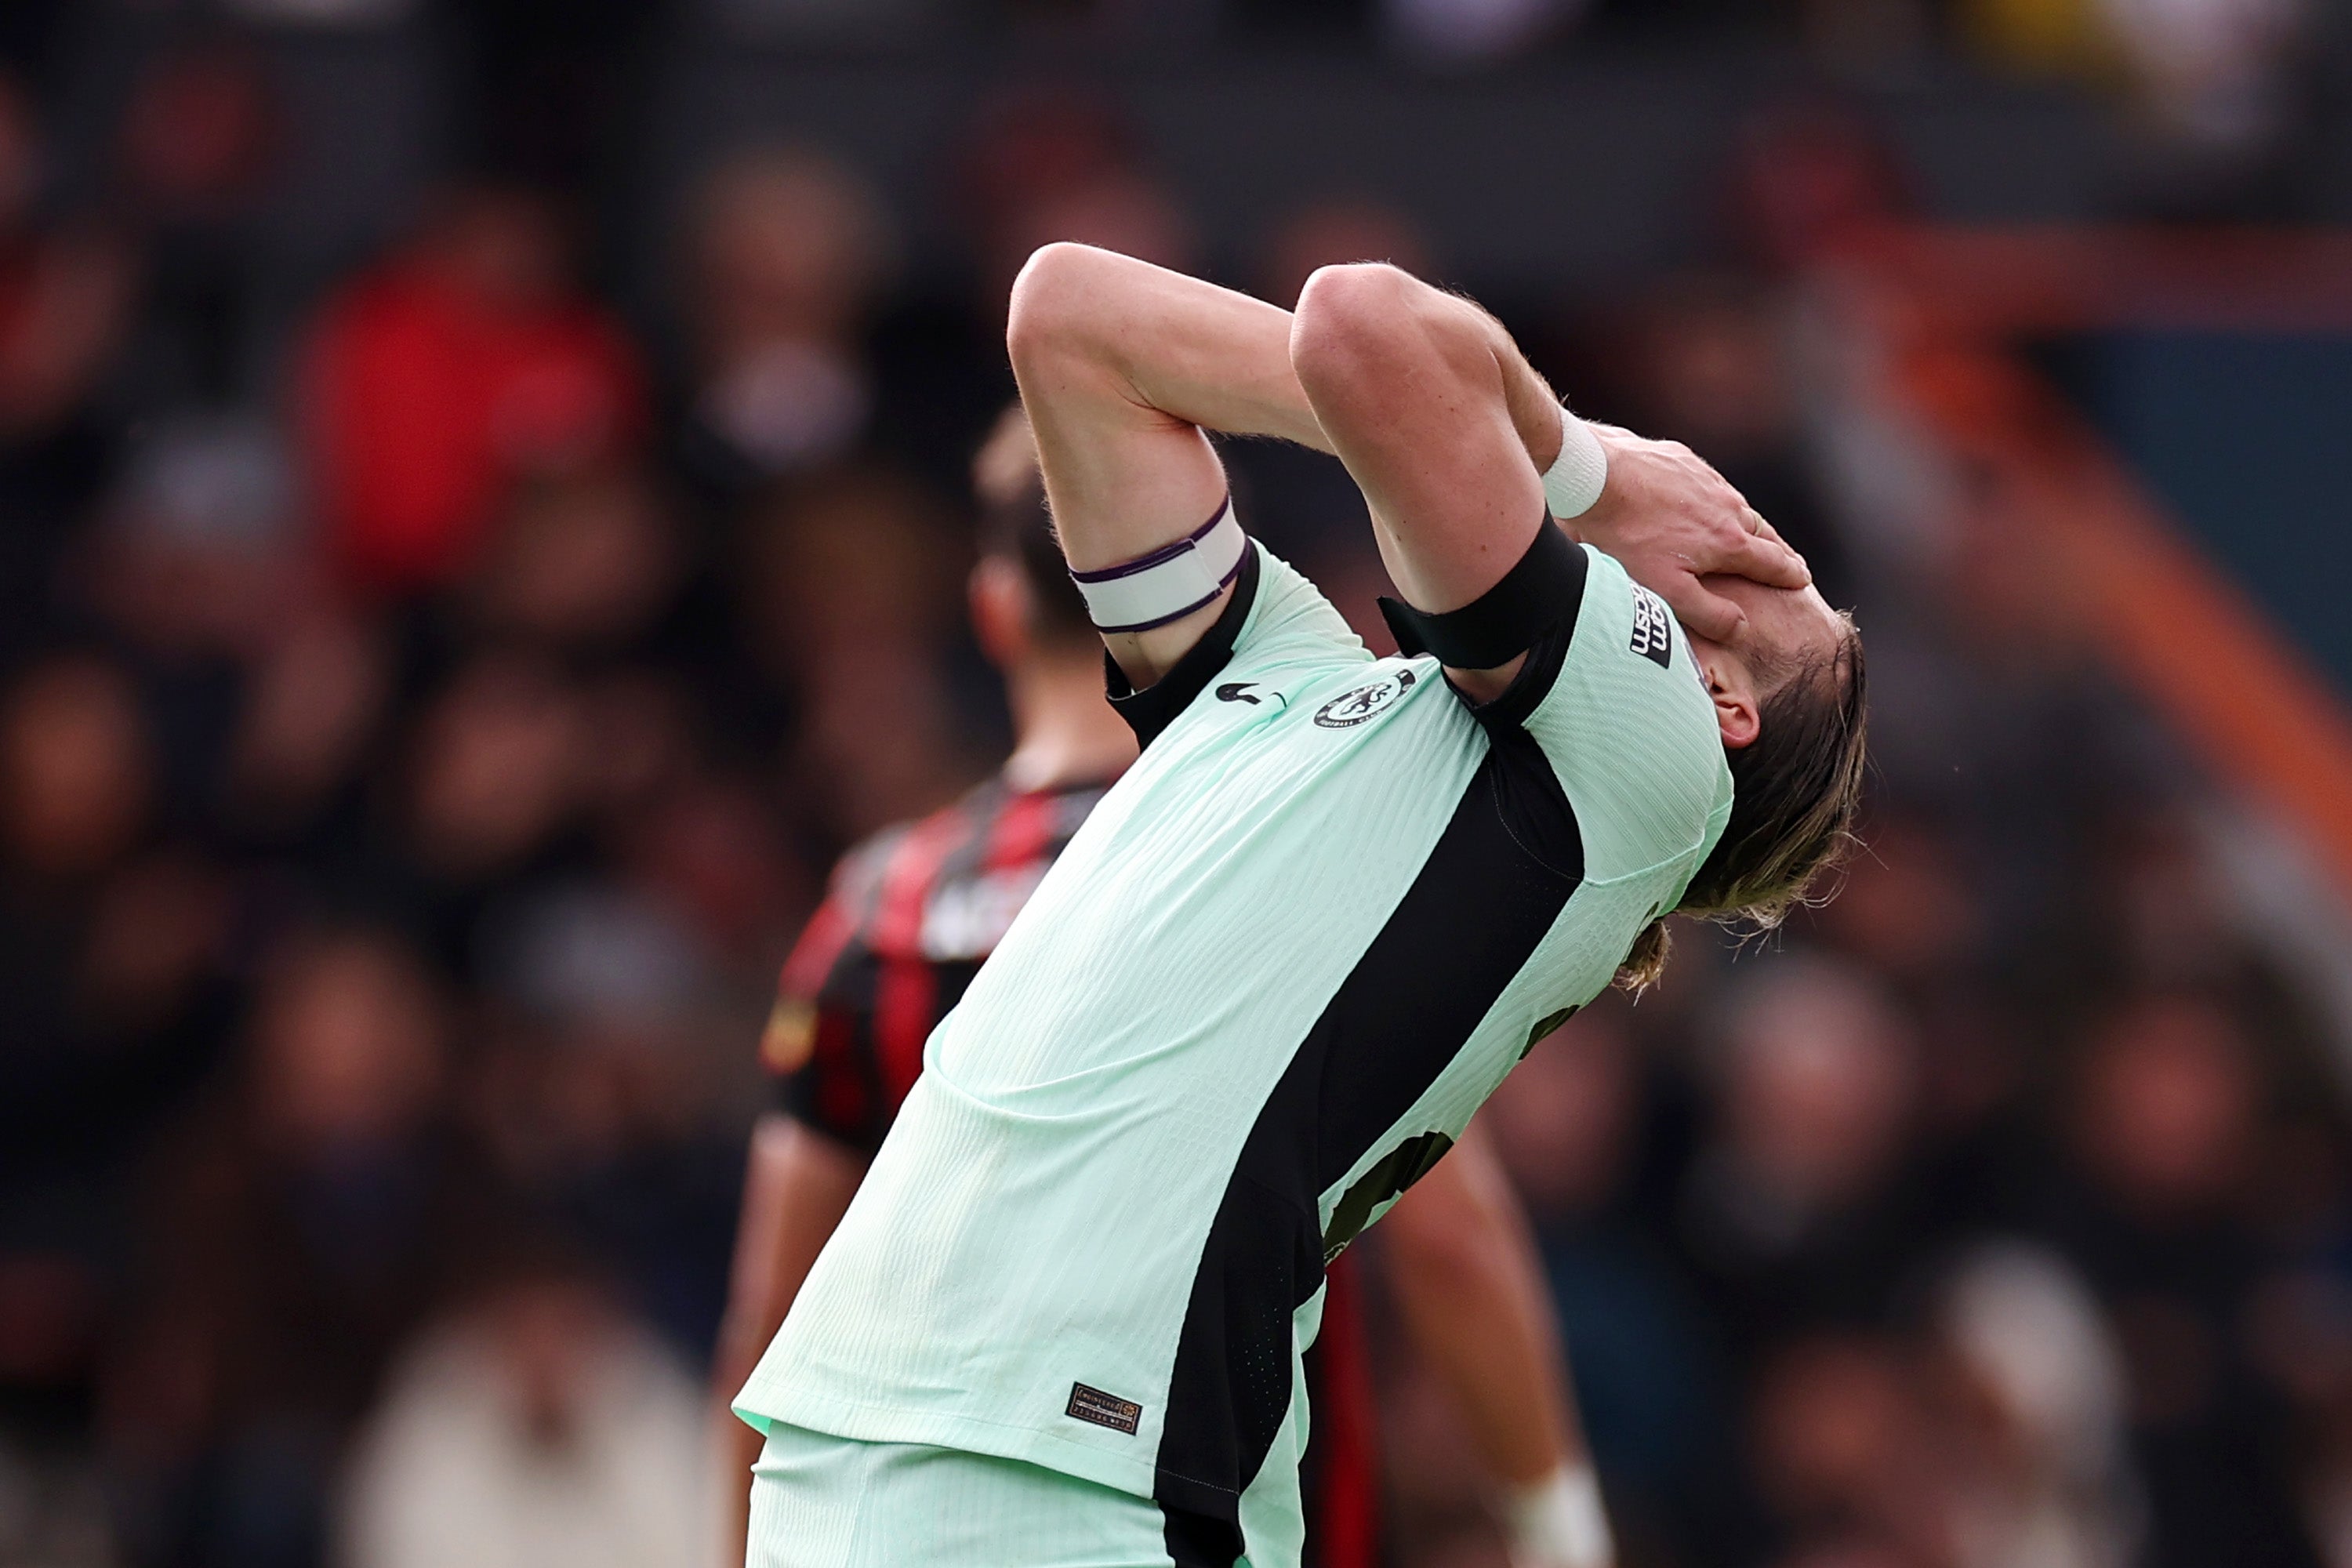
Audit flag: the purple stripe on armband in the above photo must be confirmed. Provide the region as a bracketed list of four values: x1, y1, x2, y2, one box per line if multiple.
[1067, 498, 1233, 583]
[1088, 548, 1250, 634]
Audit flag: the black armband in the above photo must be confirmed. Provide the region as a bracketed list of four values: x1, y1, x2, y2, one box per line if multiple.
[1377, 515, 1588, 670]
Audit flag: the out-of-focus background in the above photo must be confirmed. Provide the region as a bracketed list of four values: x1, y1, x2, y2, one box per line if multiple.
[1, 2, 2350, 1566]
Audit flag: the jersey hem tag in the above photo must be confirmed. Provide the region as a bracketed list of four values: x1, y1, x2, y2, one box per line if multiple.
[1066, 1382, 1144, 1435]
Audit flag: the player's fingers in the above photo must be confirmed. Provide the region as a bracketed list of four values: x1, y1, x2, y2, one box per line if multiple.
[1668, 578, 1748, 642]
[1684, 510, 1804, 588]
[1732, 527, 1812, 590]
[1744, 507, 1800, 553]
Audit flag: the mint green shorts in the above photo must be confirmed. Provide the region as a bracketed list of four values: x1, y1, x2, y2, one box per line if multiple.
[744, 1421, 1304, 1568]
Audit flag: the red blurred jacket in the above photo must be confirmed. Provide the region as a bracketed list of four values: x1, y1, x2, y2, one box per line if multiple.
[303, 255, 644, 594]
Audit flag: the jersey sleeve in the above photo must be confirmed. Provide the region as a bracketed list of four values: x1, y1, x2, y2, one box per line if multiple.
[1472, 546, 1734, 890]
[1108, 539, 1369, 747]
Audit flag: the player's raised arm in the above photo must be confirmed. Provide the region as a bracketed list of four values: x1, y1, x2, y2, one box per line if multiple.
[1288, 263, 1809, 697]
[1006, 243, 1332, 687]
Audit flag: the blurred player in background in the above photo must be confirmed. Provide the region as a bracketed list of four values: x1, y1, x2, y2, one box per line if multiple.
[711, 408, 1615, 1568]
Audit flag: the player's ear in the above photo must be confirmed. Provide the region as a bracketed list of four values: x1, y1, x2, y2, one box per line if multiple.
[969, 556, 1031, 668]
[1699, 648, 1762, 750]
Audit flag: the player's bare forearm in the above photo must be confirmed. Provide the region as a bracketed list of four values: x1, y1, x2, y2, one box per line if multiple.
[710, 1115, 866, 1564]
[1291, 263, 1811, 652]
[1007, 243, 1330, 685]
[1380, 1125, 1584, 1488]
[1290, 263, 1555, 698]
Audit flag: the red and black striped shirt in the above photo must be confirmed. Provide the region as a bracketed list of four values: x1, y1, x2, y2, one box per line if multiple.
[763, 775, 1110, 1154]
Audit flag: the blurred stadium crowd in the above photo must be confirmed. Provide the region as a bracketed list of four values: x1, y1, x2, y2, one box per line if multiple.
[2, 4, 2350, 1568]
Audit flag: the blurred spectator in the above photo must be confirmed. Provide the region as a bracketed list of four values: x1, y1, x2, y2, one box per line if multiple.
[372, 652, 599, 977]
[957, 93, 1196, 307]
[402, 655, 590, 884]
[301, 187, 645, 596]
[675, 150, 892, 488]
[474, 884, 742, 1356]
[463, 465, 684, 658]
[1814, 814, 1984, 996]
[2091, 805, 2255, 993]
[1929, 1243, 2142, 1568]
[1482, 1006, 1733, 1562]
[223, 604, 394, 855]
[111, 44, 281, 412]
[735, 467, 980, 845]
[1810, 813, 2042, 1236]
[2042, 992, 2325, 1568]
[1684, 957, 1924, 1352]
[0, 656, 230, 1568]
[338, 1254, 706, 1568]
[0, 654, 233, 1185]
[0, 73, 138, 446]
[88, 415, 298, 663]
[112, 927, 496, 1568]
[79, 413, 310, 823]
[614, 769, 812, 980]
[0, 71, 140, 659]
[1749, 1330, 1937, 1562]
[0, 655, 153, 887]
[64, 415, 395, 857]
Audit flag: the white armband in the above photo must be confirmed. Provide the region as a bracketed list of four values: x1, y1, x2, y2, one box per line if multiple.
[1069, 498, 1248, 634]
[1501, 1464, 1614, 1568]
[1542, 406, 1609, 521]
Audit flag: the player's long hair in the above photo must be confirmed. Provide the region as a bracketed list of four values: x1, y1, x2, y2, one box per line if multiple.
[1616, 613, 1868, 990]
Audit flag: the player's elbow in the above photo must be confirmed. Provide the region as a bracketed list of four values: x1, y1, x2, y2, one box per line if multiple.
[1006, 241, 1124, 378]
[1292, 263, 1413, 375]
[1291, 262, 1472, 419]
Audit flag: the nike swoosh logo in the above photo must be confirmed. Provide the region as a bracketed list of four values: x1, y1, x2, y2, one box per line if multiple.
[1215, 683, 1262, 705]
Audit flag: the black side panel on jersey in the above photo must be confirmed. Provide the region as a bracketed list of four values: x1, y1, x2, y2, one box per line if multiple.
[1154, 739, 1583, 1563]
[1106, 543, 1263, 749]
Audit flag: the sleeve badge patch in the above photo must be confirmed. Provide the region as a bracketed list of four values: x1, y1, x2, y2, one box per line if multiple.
[1628, 584, 1674, 669]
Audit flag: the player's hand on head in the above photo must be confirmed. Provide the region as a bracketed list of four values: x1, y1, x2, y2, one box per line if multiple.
[1567, 426, 1810, 643]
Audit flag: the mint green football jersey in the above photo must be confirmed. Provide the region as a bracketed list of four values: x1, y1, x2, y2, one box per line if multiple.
[736, 538, 1732, 1561]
